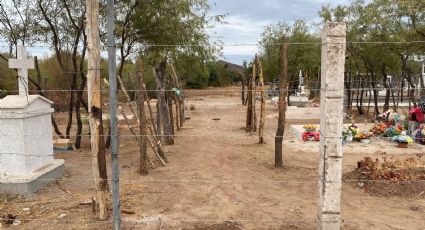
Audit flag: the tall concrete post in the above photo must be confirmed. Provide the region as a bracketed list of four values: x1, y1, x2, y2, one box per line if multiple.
[318, 22, 346, 230]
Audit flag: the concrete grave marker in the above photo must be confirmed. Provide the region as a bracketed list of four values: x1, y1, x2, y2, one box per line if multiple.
[0, 46, 64, 195]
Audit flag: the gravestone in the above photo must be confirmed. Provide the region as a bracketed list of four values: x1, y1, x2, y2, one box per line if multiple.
[0, 46, 64, 195]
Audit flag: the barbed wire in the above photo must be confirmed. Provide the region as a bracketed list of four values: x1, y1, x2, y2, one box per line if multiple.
[0, 40, 425, 49]
[1, 177, 425, 184]
[0, 87, 422, 93]
[0, 218, 424, 224]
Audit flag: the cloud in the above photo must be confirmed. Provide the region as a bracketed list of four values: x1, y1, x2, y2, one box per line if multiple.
[208, 0, 349, 64]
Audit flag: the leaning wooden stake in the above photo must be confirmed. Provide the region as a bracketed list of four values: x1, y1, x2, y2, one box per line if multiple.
[153, 65, 174, 145]
[86, 0, 108, 220]
[275, 41, 288, 168]
[117, 74, 139, 122]
[136, 60, 148, 175]
[258, 58, 266, 144]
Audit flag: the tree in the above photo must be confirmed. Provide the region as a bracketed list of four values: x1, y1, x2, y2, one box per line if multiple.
[259, 20, 321, 98]
[132, 0, 223, 144]
[36, 0, 88, 147]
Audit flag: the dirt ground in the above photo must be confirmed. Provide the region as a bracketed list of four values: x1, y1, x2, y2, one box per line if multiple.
[1, 86, 425, 230]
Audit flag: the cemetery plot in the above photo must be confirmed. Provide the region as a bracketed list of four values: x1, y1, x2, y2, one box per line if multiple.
[1, 89, 424, 230]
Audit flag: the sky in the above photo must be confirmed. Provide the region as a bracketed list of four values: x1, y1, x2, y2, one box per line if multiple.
[0, 0, 349, 65]
[209, 0, 349, 65]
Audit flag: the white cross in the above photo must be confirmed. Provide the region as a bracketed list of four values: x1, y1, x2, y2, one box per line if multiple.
[9, 45, 34, 96]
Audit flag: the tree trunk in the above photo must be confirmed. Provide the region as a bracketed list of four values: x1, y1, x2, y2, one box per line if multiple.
[371, 73, 380, 117]
[356, 74, 363, 115]
[136, 61, 148, 175]
[345, 68, 352, 110]
[154, 62, 174, 145]
[258, 58, 266, 144]
[86, 0, 108, 220]
[382, 63, 390, 112]
[75, 35, 88, 149]
[246, 72, 253, 132]
[167, 90, 175, 136]
[241, 78, 246, 105]
[275, 42, 288, 168]
[251, 58, 257, 132]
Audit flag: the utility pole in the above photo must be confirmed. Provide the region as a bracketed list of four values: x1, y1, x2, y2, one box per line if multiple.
[106, 0, 121, 228]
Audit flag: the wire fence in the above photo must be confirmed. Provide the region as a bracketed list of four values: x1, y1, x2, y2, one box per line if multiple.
[1, 42, 425, 228]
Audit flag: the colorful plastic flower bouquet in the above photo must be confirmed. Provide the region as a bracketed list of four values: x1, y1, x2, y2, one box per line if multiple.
[343, 124, 359, 143]
[378, 109, 407, 125]
[355, 131, 373, 140]
[393, 131, 414, 148]
[370, 123, 388, 136]
[355, 131, 373, 145]
[302, 125, 320, 142]
[303, 125, 318, 132]
[385, 125, 403, 137]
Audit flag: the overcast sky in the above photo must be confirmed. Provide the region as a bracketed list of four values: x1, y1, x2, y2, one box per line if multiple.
[0, 0, 349, 65]
[209, 0, 350, 65]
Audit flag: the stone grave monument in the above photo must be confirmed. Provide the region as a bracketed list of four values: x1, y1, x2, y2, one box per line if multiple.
[289, 70, 309, 107]
[0, 45, 64, 195]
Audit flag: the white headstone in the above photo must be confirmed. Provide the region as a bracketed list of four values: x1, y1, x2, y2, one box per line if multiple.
[0, 95, 64, 194]
[9, 45, 34, 96]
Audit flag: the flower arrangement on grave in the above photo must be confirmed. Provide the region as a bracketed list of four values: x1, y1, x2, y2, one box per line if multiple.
[410, 106, 425, 123]
[384, 124, 403, 137]
[355, 131, 373, 140]
[370, 123, 388, 136]
[393, 131, 414, 148]
[355, 131, 373, 145]
[302, 125, 320, 142]
[342, 124, 359, 143]
[303, 125, 318, 132]
[378, 109, 395, 123]
[378, 109, 408, 126]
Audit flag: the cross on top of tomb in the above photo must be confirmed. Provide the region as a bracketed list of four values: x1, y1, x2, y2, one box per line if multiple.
[9, 45, 35, 96]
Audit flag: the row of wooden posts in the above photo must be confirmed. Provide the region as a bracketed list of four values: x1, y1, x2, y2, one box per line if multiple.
[245, 55, 266, 142]
[244, 44, 289, 168]
[108, 62, 186, 175]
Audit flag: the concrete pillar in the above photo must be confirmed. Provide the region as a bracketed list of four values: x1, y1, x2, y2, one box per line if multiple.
[318, 22, 346, 230]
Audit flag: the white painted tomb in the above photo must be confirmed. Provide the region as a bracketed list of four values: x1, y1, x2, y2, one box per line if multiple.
[0, 96, 64, 194]
[0, 45, 64, 195]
